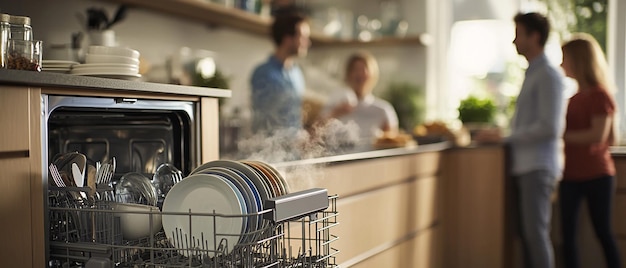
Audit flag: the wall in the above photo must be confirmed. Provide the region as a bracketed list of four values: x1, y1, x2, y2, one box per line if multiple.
[1, 0, 429, 126]
[2, 0, 271, 120]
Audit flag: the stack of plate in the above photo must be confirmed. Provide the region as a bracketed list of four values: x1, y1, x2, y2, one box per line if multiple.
[70, 45, 141, 80]
[42, 60, 79, 73]
[162, 160, 290, 256]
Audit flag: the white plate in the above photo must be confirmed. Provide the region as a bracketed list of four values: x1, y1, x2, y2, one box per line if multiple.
[42, 60, 79, 65]
[88, 45, 140, 59]
[43, 64, 76, 68]
[85, 53, 140, 65]
[75, 73, 143, 80]
[43, 67, 71, 71]
[162, 173, 245, 256]
[70, 67, 138, 76]
[195, 167, 262, 243]
[72, 63, 138, 69]
[191, 160, 271, 203]
[43, 69, 70, 74]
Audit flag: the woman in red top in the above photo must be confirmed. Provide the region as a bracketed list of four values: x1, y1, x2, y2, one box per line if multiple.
[560, 33, 621, 268]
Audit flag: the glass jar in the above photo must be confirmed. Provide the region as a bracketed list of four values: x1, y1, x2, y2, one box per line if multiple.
[6, 39, 42, 72]
[1, 14, 10, 68]
[8, 15, 33, 41]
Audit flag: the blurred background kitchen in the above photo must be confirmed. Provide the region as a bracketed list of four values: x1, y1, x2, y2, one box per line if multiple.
[2, 0, 625, 155]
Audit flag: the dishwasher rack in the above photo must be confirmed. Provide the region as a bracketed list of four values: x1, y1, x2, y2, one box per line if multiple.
[47, 187, 339, 268]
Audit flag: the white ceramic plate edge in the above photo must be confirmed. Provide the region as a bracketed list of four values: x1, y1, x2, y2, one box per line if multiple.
[162, 173, 244, 256]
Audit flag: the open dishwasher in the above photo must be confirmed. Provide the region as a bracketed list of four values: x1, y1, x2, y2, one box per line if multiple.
[44, 95, 339, 267]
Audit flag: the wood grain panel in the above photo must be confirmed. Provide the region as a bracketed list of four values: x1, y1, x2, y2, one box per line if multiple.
[350, 227, 440, 268]
[441, 146, 505, 268]
[285, 152, 441, 197]
[30, 88, 45, 267]
[0, 86, 30, 152]
[0, 157, 33, 267]
[334, 177, 439, 265]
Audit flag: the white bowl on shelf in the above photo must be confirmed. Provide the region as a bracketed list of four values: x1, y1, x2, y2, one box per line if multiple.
[113, 203, 162, 240]
[88, 45, 140, 59]
[85, 54, 140, 65]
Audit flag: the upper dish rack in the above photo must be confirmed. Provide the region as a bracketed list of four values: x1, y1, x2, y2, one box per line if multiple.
[47, 187, 339, 268]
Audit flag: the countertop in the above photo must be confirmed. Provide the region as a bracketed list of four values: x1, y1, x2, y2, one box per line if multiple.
[272, 141, 451, 168]
[0, 69, 231, 98]
[611, 146, 626, 156]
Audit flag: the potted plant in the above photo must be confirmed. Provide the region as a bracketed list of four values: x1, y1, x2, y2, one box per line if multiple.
[457, 95, 496, 133]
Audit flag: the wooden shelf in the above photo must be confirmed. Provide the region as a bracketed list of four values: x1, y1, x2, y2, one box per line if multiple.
[311, 33, 431, 48]
[101, 0, 272, 35]
[100, 0, 429, 47]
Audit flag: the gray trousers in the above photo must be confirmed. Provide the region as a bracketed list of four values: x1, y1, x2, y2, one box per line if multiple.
[514, 169, 556, 268]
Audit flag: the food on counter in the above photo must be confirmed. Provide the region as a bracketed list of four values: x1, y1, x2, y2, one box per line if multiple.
[413, 121, 471, 147]
[374, 131, 416, 149]
[413, 121, 451, 137]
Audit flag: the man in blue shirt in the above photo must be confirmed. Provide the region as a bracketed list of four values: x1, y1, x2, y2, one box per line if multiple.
[250, 12, 310, 133]
[476, 12, 565, 268]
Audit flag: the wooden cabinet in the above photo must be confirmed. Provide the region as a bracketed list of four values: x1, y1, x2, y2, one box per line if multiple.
[0, 86, 30, 152]
[440, 146, 507, 268]
[0, 86, 45, 268]
[0, 82, 222, 266]
[282, 151, 443, 268]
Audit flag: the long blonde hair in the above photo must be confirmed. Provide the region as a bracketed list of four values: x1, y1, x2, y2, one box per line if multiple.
[562, 32, 619, 144]
[561, 32, 614, 93]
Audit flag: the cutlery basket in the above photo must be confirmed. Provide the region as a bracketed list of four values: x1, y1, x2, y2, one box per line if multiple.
[47, 188, 339, 268]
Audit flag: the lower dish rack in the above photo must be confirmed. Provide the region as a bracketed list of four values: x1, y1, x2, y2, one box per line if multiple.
[48, 188, 339, 268]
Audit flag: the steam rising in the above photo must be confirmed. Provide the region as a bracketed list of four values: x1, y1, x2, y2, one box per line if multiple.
[235, 119, 362, 191]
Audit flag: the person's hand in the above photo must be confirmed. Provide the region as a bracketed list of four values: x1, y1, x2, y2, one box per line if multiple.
[330, 101, 355, 118]
[473, 128, 503, 144]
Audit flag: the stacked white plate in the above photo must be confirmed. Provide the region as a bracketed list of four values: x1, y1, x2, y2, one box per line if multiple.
[71, 46, 141, 80]
[42, 60, 79, 73]
[162, 160, 290, 256]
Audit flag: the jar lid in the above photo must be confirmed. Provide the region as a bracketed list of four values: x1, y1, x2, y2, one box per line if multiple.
[9, 15, 31, 25]
[0, 14, 10, 23]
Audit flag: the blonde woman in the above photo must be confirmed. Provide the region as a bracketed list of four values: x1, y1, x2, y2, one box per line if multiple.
[560, 33, 621, 268]
[322, 51, 399, 142]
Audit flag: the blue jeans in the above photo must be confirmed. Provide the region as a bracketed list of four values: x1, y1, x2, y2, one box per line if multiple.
[559, 175, 622, 268]
[514, 170, 556, 268]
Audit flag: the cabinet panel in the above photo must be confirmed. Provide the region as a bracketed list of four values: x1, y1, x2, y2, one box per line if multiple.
[0, 86, 30, 152]
[0, 157, 33, 267]
[350, 227, 440, 268]
[334, 176, 439, 266]
[200, 97, 220, 162]
[441, 146, 506, 268]
[288, 152, 441, 198]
